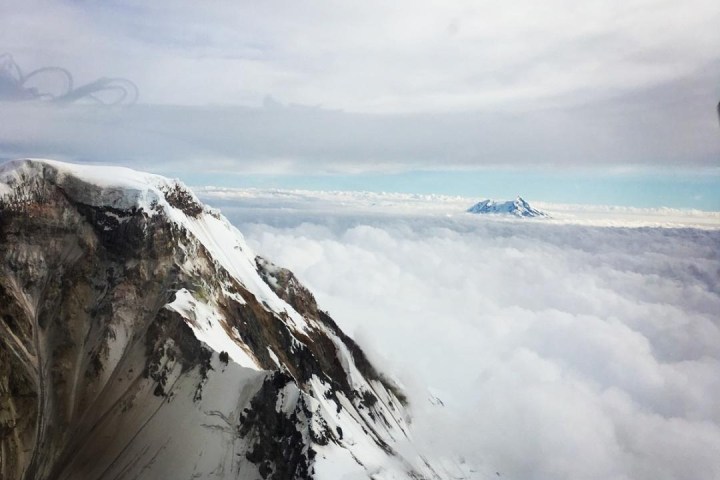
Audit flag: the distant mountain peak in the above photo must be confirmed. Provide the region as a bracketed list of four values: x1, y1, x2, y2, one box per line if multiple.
[467, 196, 547, 217]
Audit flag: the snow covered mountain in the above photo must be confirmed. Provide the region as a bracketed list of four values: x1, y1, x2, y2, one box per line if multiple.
[467, 196, 547, 217]
[0, 159, 445, 480]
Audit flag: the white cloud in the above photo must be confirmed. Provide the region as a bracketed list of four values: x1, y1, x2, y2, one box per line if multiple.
[1, 0, 719, 171]
[218, 192, 720, 479]
[3, 0, 719, 113]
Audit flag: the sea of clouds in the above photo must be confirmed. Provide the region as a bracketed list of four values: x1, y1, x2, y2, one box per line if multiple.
[203, 189, 720, 480]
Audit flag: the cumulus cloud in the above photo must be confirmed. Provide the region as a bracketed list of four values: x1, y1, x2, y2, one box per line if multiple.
[213, 194, 720, 480]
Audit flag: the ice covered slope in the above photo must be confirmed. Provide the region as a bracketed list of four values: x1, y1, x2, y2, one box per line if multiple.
[0, 159, 444, 480]
[467, 196, 547, 217]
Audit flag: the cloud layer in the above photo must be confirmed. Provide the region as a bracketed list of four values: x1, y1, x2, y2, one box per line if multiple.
[220, 198, 720, 480]
[198, 187, 720, 227]
[3, 0, 719, 113]
[1, 98, 718, 174]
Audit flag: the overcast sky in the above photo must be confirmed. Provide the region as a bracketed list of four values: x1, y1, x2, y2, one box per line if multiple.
[1, 0, 719, 194]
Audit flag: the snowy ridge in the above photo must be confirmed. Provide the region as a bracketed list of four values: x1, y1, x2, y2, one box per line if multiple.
[165, 288, 259, 369]
[467, 196, 547, 217]
[0, 158, 308, 331]
[0, 158, 450, 480]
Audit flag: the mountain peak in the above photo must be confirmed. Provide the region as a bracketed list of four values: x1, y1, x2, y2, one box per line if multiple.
[0, 158, 444, 480]
[467, 196, 547, 217]
[0, 158, 205, 216]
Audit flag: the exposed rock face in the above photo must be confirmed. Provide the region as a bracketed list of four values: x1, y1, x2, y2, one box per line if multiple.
[467, 196, 547, 217]
[0, 159, 440, 480]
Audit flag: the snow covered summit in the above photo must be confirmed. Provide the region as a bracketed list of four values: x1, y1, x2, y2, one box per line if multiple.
[467, 196, 547, 217]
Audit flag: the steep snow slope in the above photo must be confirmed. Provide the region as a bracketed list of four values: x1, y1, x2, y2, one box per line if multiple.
[467, 196, 547, 217]
[0, 159, 444, 480]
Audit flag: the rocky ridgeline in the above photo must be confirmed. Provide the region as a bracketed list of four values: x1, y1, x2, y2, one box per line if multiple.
[0, 159, 443, 480]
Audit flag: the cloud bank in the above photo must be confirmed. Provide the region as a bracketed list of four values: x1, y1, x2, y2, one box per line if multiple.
[214, 195, 720, 480]
[1, 98, 718, 174]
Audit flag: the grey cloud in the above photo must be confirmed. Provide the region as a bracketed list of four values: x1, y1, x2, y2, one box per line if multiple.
[1, 78, 718, 173]
[1, 0, 719, 171]
[3, 0, 719, 113]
